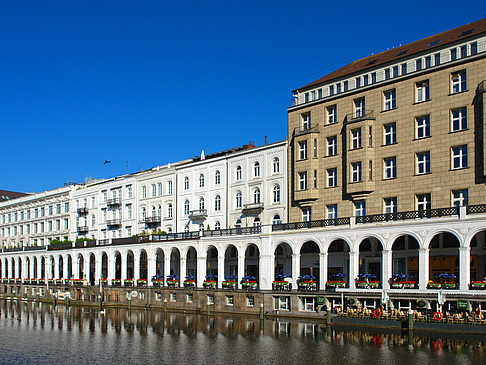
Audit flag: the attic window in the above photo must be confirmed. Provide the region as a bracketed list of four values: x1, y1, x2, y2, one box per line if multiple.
[460, 29, 473, 37]
[365, 59, 378, 66]
[396, 50, 409, 57]
[427, 40, 441, 47]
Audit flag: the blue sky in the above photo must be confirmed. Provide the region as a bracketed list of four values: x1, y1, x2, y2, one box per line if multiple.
[1, 1, 483, 192]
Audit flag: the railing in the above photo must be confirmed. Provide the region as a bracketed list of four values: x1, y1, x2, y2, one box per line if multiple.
[24, 246, 45, 251]
[294, 124, 319, 136]
[203, 226, 261, 237]
[467, 204, 486, 214]
[151, 231, 199, 241]
[188, 209, 207, 219]
[242, 202, 264, 211]
[477, 80, 484, 95]
[144, 216, 161, 224]
[106, 219, 121, 226]
[77, 226, 89, 233]
[2, 247, 23, 253]
[77, 207, 88, 215]
[106, 198, 121, 206]
[48, 242, 73, 251]
[345, 110, 375, 123]
[273, 218, 350, 231]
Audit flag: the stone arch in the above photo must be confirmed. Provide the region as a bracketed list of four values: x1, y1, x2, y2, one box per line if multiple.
[244, 243, 260, 284]
[100, 252, 108, 279]
[327, 238, 351, 287]
[58, 255, 64, 279]
[467, 228, 486, 282]
[358, 236, 384, 286]
[427, 231, 461, 288]
[169, 247, 181, 277]
[126, 250, 135, 280]
[139, 249, 148, 280]
[224, 244, 238, 278]
[113, 251, 121, 280]
[17, 257, 22, 279]
[391, 234, 420, 287]
[89, 253, 96, 285]
[154, 248, 164, 278]
[274, 242, 293, 278]
[299, 240, 320, 287]
[206, 245, 219, 279]
[185, 246, 197, 279]
[66, 254, 73, 279]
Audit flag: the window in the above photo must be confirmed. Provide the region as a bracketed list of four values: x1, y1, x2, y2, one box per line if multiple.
[157, 183, 162, 196]
[384, 197, 397, 213]
[235, 192, 242, 208]
[385, 68, 391, 80]
[254, 162, 260, 177]
[451, 70, 466, 93]
[336, 83, 341, 94]
[393, 65, 399, 77]
[327, 204, 337, 219]
[351, 128, 362, 149]
[247, 296, 255, 307]
[302, 208, 311, 222]
[354, 201, 366, 216]
[451, 107, 467, 131]
[150, 184, 155, 197]
[425, 56, 431, 68]
[273, 185, 280, 203]
[451, 48, 457, 61]
[434, 53, 441, 65]
[383, 89, 396, 110]
[313, 170, 317, 189]
[351, 162, 362, 182]
[344, 81, 348, 91]
[415, 80, 430, 102]
[186, 293, 193, 303]
[272, 214, 281, 224]
[311, 90, 316, 100]
[215, 221, 221, 230]
[384, 157, 397, 179]
[141, 207, 146, 220]
[235, 219, 242, 228]
[327, 105, 337, 124]
[401, 63, 407, 75]
[452, 189, 468, 207]
[416, 58, 422, 71]
[199, 197, 205, 211]
[299, 141, 307, 160]
[214, 195, 221, 211]
[126, 204, 132, 219]
[253, 188, 261, 204]
[184, 176, 189, 190]
[384, 123, 397, 145]
[471, 42, 478, 55]
[253, 218, 261, 227]
[355, 77, 361, 88]
[416, 152, 431, 174]
[199, 173, 205, 188]
[462, 45, 468, 57]
[354, 98, 365, 117]
[215, 170, 221, 185]
[226, 296, 234, 306]
[275, 296, 290, 311]
[451, 145, 467, 169]
[329, 85, 334, 95]
[273, 158, 280, 173]
[371, 72, 377, 83]
[48, 205, 53, 215]
[141, 186, 147, 199]
[167, 203, 173, 218]
[236, 166, 242, 181]
[184, 200, 190, 215]
[327, 136, 337, 156]
[298, 172, 307, 190]
[313, 139, 317, 158]
[416, 193, 431, 211]
[415, 115, 430, 138]
[167, 180, 173, 194]
[327, 168, 337, 187]
[127, 185, 133, 198]
[301, 112, 311, 130]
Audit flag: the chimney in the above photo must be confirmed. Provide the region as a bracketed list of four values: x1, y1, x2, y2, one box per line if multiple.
[265, 136, 267, 145]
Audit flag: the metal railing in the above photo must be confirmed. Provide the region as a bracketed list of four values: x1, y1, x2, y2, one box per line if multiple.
[294, 124, 319, 136]
[203, 226, 261, 237]
[106, 198, 121, 206]
[345, 110, 375, 123]
[151, 231, 199, 241]
[144, 216, 161, 224]
[273, 218, 350, 231]
[106, 219, 121, 226]
[77, 226, 89, 233]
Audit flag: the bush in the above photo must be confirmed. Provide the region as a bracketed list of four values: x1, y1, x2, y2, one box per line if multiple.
[75, 237, 96, 242]
[50, 239, 72, 245]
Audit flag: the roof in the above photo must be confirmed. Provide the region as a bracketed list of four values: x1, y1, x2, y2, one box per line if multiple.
[294, 18, 486, 93]
[0, 190, 29, 201]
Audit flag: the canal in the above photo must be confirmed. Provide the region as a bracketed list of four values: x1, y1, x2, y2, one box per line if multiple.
[0, 300, 484, 364]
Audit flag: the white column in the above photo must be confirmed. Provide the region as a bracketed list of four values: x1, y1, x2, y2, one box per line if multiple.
[30, 258, 35, 279]
[459, 246, 471, 291]
[83, 255, 90, 282]
[73, 256, 80, 280]
[292, 253, 300, 289]
[259, 254, 273, 290]
[54, 256, 60, 279]
[320, 252, 327, 290]
[217, 255, 224, 288]
[95, 257, 102, 283]
[147, 257, 156, 287]
[349, 251, 359, 289]
[382, 250, 392, 290]
[45, 256, 50, 279]
[164, 255, 171, 284]
[197, 256, 206, 288]
[133, 254, 140, 282]
[121, 256, 127, 284]
[237, 255, 245, 289]
[63, 255, 69, 279]
[107, 258, 115, 282]
[419, 248, 429, 290]
[180, 257, 186, 286]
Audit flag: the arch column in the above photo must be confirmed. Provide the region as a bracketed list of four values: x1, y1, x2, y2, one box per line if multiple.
[260, 254, 272, 290]
[180, 257, 186, 286]
[121, 255, 127, 284]
[83, 255, 90, 282]
[63, 255, 69, 279]
[30, 258, 35, 279]
[107, 257, 115, 283]
[382, 250, 392, 290]
[292, 253, 300, 289]
[73, 256, 80, 280]
[459, 246, 470, 291]
[44, 256, 50, 279]
[22, 259, 28, 281]
[237, 255, 244, 289]
[133, 253, 140, 282]
[418, 248, 429, 290]
[1, 259, 5, 278]
[320, 252, 327, 290]
[197, 256, 206, 288]
[147, 256, 156, 287]
[217, 255, 224, 288]
[349, 251, 359, 289]
[164, 254, 170, 284]
[95, 256, 102, 284]
[54, 256, 60, 279]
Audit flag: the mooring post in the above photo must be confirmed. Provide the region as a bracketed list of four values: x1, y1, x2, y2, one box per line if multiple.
[128, 297, 131, 311]
[408, 309, 414, 331]
[164, 298, 167, 312]
[98, 295, 102, 309]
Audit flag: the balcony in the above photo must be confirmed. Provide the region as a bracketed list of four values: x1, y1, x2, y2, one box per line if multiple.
[293, 124, 319, 137]
[188, 209, 207, 221]
[242, 202, 264, 215]
[345, 110, 375, 124]
[77, 207, 88, 215]
[144, 216, 161, 225]
[106, 198, 121, 206]
[106, 219, 121, 227]
[77, 226, 89, 234]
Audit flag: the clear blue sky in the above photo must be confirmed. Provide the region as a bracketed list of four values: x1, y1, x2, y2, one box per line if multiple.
[1, 1, 483, 192]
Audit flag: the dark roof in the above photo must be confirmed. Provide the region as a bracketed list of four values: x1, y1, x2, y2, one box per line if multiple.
[0, 190, 29, 202]
[295, 18, 486, 92]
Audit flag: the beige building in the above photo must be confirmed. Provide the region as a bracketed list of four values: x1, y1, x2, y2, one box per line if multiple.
[288, 18, 486, 222]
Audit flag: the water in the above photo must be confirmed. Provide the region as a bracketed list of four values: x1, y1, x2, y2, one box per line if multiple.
[0, 300, 485, 364]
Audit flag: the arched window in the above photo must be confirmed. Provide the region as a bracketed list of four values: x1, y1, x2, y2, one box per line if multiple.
[273, 184, 280, 203]
[273, 214, 281, 224]
[254, 188, 261, 204]
[157, 183, 162, 196]
[235, 219, 242, 228]
[253, 217, 261, 227]
[184, 200, 190, 215]
[235, 191, 242, 208]
[141, 207, 146, 220]
[254, 162, 260, 177]
[199, 173, 205, 188]
[167, 203, 173, 218]
[168, 227, 172, 233]
[157, 205, 161, 217]
[184, 176, 189, 190]
[151, 206, 156, 217]
[214, 194, 221, 211]
[184, 225, 189, 233]
[214, 221, 221, 230]
[236, 166, 242, 181]
[215, 170, 221, 185]
[199, 197, 205, 211]
[273, 157, 280, 173]
[167, 180, 173, 194]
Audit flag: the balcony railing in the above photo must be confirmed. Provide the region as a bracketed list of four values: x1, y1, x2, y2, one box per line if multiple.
[242, 202, 264, 214]
[77, 226, 89, 233]
[151, 231, 199, 241]
[106, 198, 121, 206]
[345, 110, 375, 123]
[189, 209, 207, 220]
[106, 219, 122, 227]
[203, 226, 261, 237]
[273, 218, 350, 231]
[143, 216, 161, 225]
[294, 124, 319, 136]
[77, 207, 89, 215]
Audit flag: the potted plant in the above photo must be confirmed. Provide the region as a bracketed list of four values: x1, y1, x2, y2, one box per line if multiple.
[356, 281, 368, 289]
[64, 279, 73, 285]
[427, 281, 441, 289]
[166, 275, 179, 288]
[55, 279, 63, 285]
[136, 279, 147, 287]
[223, 275, 238, 290]
[124, 278, 134, 287]
[38, 278, 45, 285]
[48, 278, 54, 285]
[470, 281, 486, 290]
[152, 275, 163, 287]
[72, 278, 84, 286]
[183, 275, 196, 288]
[15, 278, 22, 284]
[368, 281, 380, 289]
[111, 279, 121, 287]
[241, 276, 258, 290]
[403, 281, 416, 289]
[99, 278, 107, 286]
[203, 275, 217, 289]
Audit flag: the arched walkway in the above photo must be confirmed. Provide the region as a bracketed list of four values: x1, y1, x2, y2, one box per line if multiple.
[245, 244, 260, 284]
[428, 232, 460, 289]
[358, 237, 383, 288]
[391, 235, 419, 288]
[300, 241, 320, 289]
[274, 243, 292, 277]
[327, 239, 350, 288]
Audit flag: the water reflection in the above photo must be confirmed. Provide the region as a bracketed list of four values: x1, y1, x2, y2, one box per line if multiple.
[0, 299, 485, 364]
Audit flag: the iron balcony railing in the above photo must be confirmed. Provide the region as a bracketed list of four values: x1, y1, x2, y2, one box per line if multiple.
[203, 226, 261, 237]
[77, 207, 89, 215]
[273, 218, 350, 231]
[106, 198, 122, 206]
[77, 226, 89, 233]
[106, 219, 122, 226]
[345, 110, 375, 123]
[143, 216, 161, 224]
[294, 124, 319, 136]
